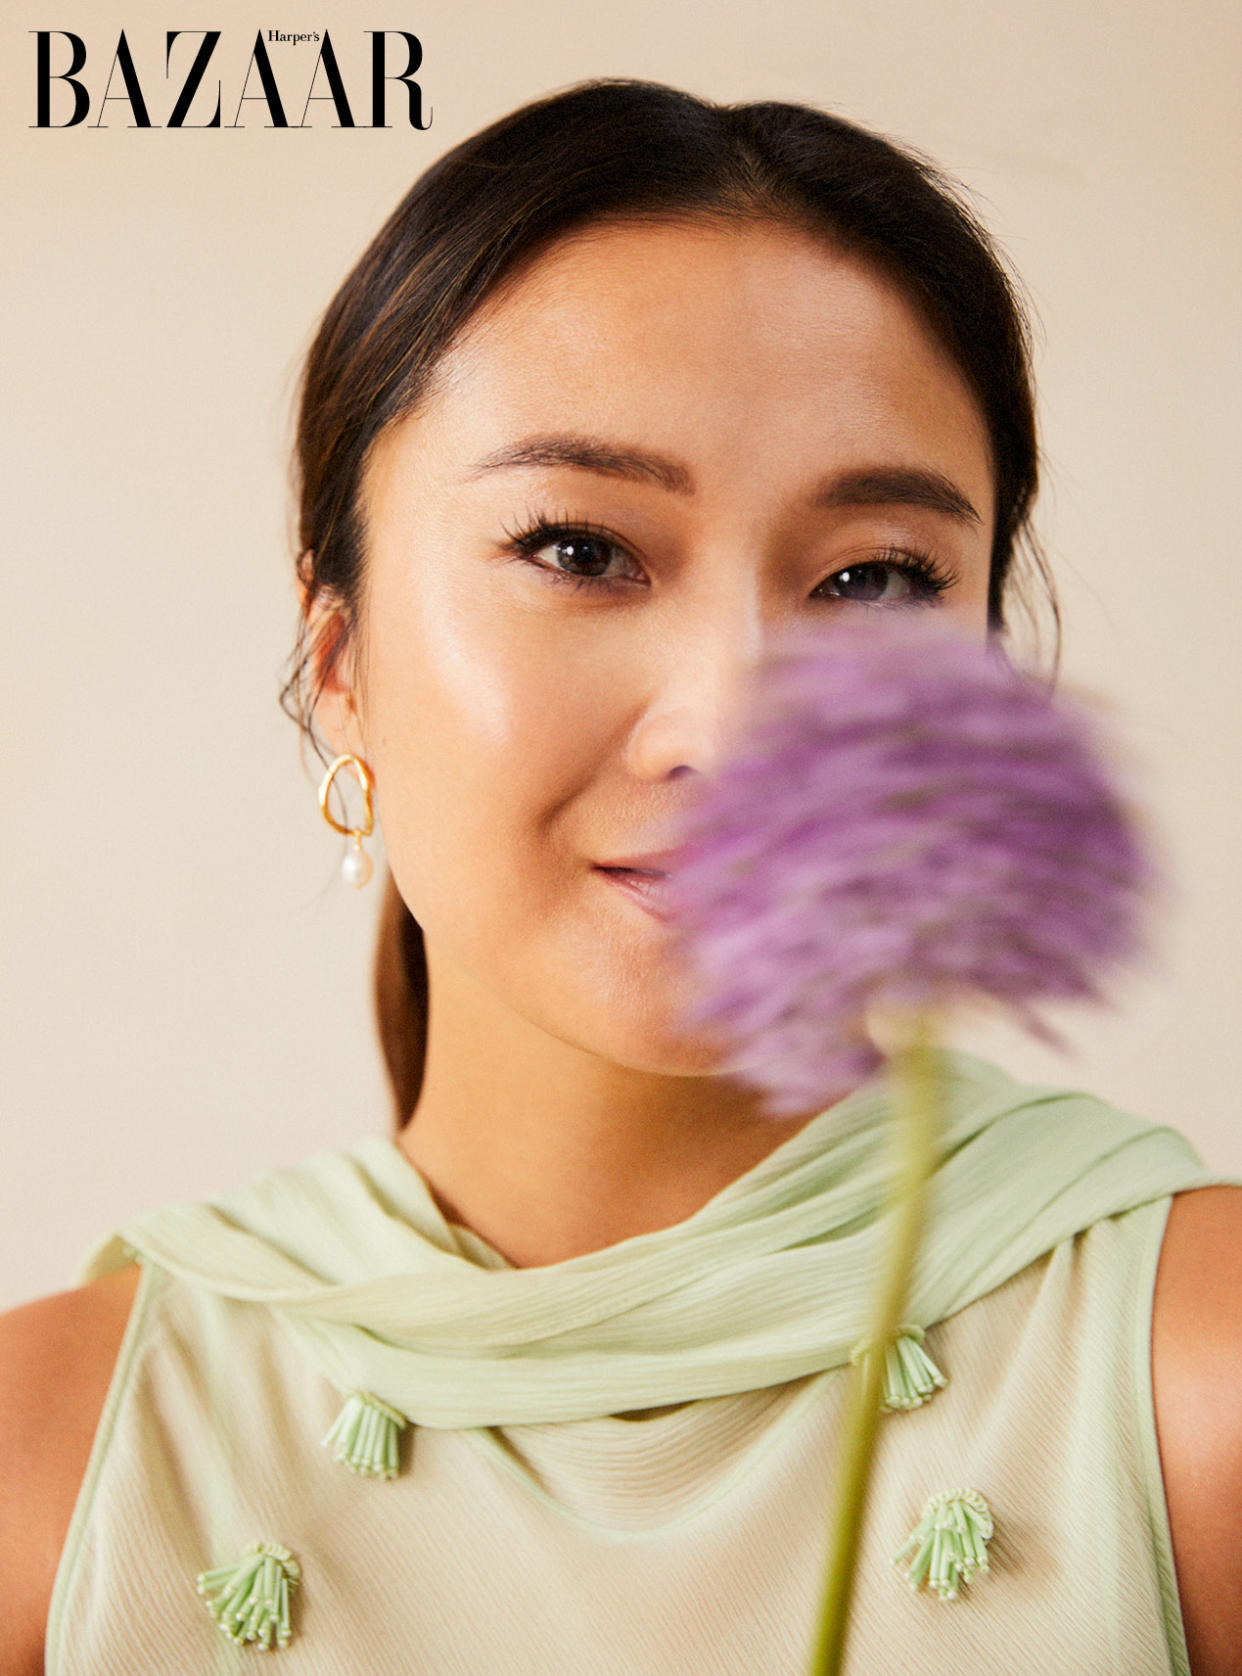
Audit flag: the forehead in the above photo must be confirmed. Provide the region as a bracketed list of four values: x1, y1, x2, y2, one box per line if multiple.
[405, 217, 995, 522]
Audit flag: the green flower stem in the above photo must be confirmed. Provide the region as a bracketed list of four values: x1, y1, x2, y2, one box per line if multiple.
[806, 1013, 942, 1676]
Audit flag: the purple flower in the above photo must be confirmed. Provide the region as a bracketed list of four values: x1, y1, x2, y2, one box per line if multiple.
[662, 617, 1152, 1117]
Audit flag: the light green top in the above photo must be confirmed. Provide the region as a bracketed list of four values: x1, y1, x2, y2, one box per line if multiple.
[48, 1052, 1233, 1671]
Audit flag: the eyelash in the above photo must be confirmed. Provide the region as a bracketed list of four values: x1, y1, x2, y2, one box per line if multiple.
[500, 513, 636, 590]
[498, 512, 956, 605]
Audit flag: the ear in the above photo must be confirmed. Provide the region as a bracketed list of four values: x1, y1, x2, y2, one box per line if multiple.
[301, 583, 367, 762]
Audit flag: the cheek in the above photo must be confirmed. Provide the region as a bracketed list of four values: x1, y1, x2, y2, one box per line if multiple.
[941, 576, 993, 638]
[359, 556, 623, 922]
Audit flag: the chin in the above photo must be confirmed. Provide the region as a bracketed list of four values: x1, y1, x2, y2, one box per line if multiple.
[585, 1005, 745, 1079]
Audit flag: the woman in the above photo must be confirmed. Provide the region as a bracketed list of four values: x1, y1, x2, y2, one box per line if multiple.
[2, 79, 1239, 1675]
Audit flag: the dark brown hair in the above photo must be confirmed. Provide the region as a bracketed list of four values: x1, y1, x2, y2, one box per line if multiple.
[281, 77, 1056, 1125]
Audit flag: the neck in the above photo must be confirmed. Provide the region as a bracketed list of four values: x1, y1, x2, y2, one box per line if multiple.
[396, 946, 839, 1269]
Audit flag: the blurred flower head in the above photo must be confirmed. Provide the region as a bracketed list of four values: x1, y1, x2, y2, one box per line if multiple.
[662, 617, 1153, 1116]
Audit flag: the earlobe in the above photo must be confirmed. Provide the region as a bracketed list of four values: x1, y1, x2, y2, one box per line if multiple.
[315, 686, 367, 765]
[302, 592, 366, 760]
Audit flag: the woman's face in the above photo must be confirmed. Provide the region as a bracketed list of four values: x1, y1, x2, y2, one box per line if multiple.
[325, 217, 996, 1078]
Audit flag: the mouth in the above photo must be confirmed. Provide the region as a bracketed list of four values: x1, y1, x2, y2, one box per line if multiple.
[593, 846, 685, 876]
[593, 864, 674, 921]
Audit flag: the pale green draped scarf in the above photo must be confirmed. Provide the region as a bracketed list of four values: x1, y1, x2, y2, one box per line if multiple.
[82, 1051, 1224, 1429]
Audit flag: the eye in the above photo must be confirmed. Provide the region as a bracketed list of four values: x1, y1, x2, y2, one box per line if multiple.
[500, 516, 640, 592]
[534, 532, 619, 580]
[815, 551, 952, 607]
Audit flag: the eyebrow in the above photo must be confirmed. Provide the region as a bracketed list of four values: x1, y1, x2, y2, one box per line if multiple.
[467, 433, 982, 526]
[469, 434, 694, 495]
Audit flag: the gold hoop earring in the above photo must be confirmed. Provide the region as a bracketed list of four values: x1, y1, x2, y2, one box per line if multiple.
[318, 753, 375, 889]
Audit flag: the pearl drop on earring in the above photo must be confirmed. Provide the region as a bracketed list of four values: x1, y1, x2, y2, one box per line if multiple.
[318, 753, 377, 892]
[341, 835, 373, 890]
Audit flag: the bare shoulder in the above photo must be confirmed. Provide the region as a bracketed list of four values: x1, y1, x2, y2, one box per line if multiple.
[1151, 1185, 1242, 1676]
[0, 1264, 143, 1676]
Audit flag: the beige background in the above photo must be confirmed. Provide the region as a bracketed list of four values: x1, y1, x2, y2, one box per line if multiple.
[3, 0, 1239, 1311]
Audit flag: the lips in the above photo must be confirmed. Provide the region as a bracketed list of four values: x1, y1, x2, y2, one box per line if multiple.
[593, 847, 685, 875]
[595, 864, 675, 922]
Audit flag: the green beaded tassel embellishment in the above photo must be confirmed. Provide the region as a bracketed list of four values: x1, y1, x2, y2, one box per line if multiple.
[197, 1540, 300, 1648]
[322, 1390, 408, 1479]
[849, 1324, 947, 1412]
[893, 1488, 993, 1601]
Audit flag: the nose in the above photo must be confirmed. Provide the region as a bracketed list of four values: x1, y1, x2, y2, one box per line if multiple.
[624, 611, 766, 785]
[627, 703, 723, 782]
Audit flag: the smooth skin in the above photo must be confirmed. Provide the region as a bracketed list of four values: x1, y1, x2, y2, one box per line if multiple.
[336, 218, 999, 1268]
[2, 220, 1239, 1673]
